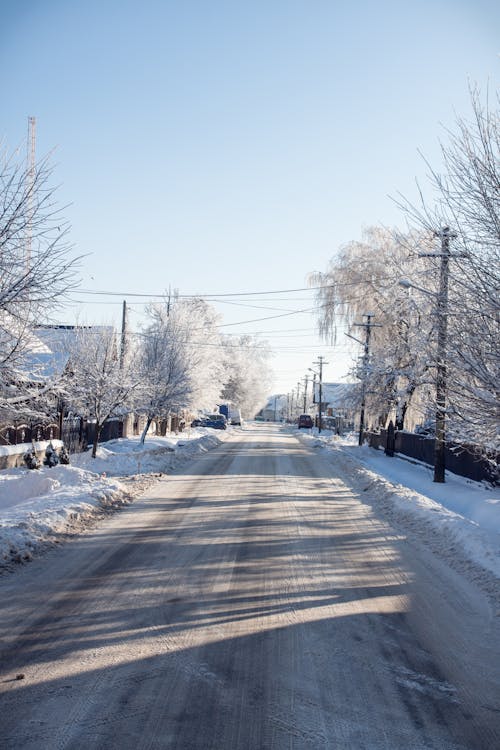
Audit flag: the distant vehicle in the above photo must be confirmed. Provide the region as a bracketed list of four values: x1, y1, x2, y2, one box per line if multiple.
[298, 414, 313, 429]
[219, 404, 242, 426]
[204, 416, 227, 430]
[229, 408, 242, 426]
[218, 404, 230, 419]
[191, 415, 227, 430]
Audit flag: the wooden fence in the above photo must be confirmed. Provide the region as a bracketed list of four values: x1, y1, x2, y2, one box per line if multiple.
[0, 413, 185, 455]
[0, 422, 60, 446]
[365, 429, 498, 485]
[0, 418, 124, 454]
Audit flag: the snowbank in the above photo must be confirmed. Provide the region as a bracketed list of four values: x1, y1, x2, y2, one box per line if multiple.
[70, 430, 224, 475]
[0, 439, 64, 470]
[0, 428, 227, 568]
[300, 430, 500, 579]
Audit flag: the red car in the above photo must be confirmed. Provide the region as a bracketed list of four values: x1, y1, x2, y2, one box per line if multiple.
[298, 414, 313, 429]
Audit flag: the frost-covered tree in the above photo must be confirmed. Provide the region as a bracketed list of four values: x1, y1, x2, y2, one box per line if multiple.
[137, 304, 188, 442]
[310, 88, 499, 455]
[0, 145, 79, 410]
[138, 301, 272, 435]
[178, 299, 226, 412]
[396, 86, 499, 450]
[137, 298, 225, 441]
[65, 326, 141, 458]
[221, 335, 272, 418]
[310, 227, 435, 429]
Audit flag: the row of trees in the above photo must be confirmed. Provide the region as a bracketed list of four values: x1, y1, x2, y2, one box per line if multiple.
[66, 299, 272, 457]
[0, 141, 272, 456]
[311, 87, 499, 455]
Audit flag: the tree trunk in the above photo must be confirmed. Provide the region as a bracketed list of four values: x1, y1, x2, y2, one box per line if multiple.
[140, 416, 153, 444]
[396, 403, 406, 431]
[91, 422, 102, 459]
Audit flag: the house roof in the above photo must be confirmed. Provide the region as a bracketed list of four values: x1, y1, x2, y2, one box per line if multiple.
[313, 382, 358, 407]
[263, 394, 288, 411]
[21, 325, 115, 382]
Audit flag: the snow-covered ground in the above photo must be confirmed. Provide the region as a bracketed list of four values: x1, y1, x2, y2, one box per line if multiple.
[0, 428, 228, 567]
[300, 429, 500, 580]
[1, 423, 498, 585]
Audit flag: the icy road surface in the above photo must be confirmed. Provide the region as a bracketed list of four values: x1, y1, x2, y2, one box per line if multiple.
[0, 424, 498, 749]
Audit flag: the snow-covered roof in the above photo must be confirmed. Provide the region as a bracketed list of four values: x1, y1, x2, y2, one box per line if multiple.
[20, 325, 116, 382]
[313, 382, 358, 407]
[34, 324, 115, 353]
[264, 394, 288, 410]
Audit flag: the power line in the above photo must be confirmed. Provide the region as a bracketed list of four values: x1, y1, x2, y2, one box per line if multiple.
[122, 329, 346, 352]
[72, 284, 335, 299]
[68, 296, 310, 306]
[210, 299, 298, 313]
[71, 274, 403, 301]
[216, 307, 317, 328]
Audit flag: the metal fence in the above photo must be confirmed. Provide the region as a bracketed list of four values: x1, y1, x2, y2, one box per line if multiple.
[365, 429, 498, 485]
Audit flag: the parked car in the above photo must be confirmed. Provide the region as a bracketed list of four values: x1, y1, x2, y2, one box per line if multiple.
[229, 408, 242, 426]
[191, 414, 227, 430]
[204, 415, 227, 430]
[218, 404, 242, 425]
[298, 414, 313, 429]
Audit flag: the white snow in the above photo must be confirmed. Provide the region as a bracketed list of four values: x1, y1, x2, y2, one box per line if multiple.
[0, 427, 228, 567]
[1, 423, 498, 586]
[300, 429, 500, 579]
[0, 439, 64, 458]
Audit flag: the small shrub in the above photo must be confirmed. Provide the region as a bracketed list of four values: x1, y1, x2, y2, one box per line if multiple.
[23, 448, 40, 470]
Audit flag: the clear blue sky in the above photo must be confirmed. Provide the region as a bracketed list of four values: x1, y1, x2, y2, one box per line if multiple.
[1, 0, 498, 394]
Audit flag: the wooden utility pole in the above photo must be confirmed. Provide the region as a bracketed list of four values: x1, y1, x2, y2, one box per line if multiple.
[120, 300, 127, 369]
[353, 314, 381, 446]
[303, 375, 308, 413]
[420, 227, 457, 483]
[434, 230, 451, 482]
[313, 357, 328, 433]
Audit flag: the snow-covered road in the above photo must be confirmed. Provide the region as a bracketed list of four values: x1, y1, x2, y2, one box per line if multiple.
[0, 423, 498, 748]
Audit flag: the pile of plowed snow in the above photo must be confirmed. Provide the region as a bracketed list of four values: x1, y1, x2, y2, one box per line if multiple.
[0, 429, 227, 567]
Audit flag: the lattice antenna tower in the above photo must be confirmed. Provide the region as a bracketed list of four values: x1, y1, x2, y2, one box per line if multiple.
[26, 115, 36, 268]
